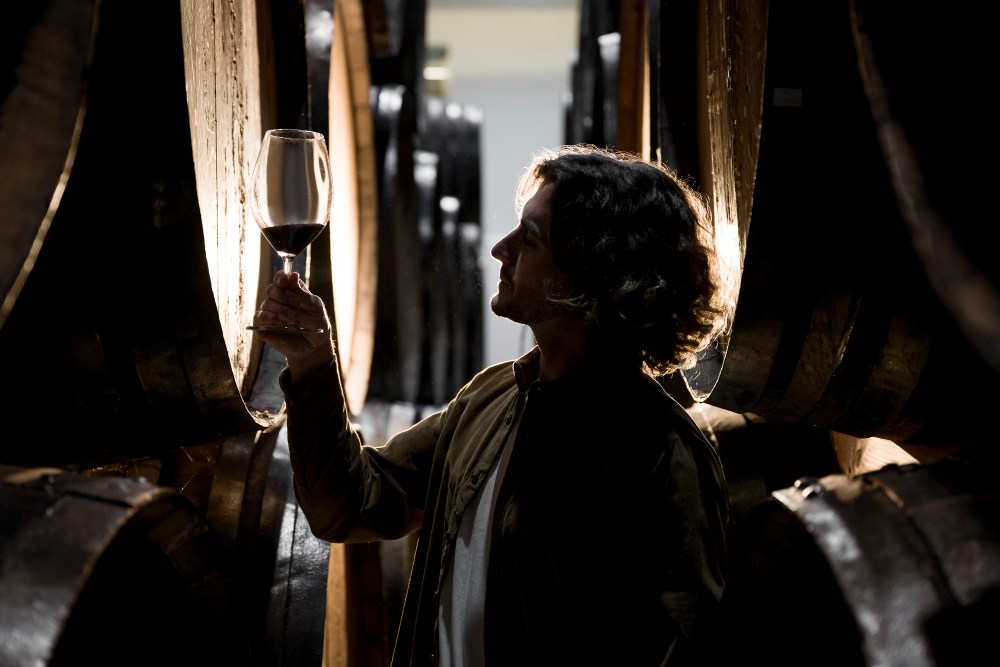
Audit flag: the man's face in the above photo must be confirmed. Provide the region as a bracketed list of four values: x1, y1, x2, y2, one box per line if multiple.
[489, 183, 574, 325]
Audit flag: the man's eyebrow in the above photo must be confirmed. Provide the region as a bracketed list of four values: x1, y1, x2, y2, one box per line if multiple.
[521, 218, 544, 239]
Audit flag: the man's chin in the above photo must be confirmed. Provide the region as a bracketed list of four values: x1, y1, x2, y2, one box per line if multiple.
[490, 296, 520, 323]
[489, 296, 507, 319]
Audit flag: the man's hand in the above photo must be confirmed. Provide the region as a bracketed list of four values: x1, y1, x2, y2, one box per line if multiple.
[253, 271, 336, 382]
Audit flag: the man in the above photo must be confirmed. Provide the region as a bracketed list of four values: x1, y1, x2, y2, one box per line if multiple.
[253, 144, 731, 665]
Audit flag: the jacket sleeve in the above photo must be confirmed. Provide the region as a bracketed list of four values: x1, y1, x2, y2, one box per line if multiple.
[649, 419, 730, 665]
[280, 359, 442, 543]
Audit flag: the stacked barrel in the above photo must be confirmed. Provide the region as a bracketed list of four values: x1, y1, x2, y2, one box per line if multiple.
[569, 1, 999, 664]
[363, 1, 484, 411]
[0, 0, 482, 665]
[3, 0, 997, 665]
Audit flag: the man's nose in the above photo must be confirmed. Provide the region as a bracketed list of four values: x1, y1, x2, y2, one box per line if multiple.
[491, 233, 512, 261]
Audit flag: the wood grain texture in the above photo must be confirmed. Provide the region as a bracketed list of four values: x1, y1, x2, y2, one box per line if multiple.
[180, 0, 264, 399]
[322, 0, 379, 416]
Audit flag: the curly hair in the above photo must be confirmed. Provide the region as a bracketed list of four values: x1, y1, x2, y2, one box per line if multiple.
[515, 145, 728, 375]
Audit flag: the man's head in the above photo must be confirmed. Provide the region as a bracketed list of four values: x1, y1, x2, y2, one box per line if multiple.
[494, 144, 727, 375]
[490, 181, 573, 330]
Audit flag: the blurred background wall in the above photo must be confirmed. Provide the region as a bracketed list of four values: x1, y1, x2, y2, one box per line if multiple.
[427, 0, 579, 365]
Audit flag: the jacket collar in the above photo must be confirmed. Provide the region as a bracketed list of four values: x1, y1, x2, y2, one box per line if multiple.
[511, 345, 644, 396]
[512, 347, 542, 391]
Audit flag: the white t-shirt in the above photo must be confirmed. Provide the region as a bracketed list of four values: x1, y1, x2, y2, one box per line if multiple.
[437, 392, 523, 666]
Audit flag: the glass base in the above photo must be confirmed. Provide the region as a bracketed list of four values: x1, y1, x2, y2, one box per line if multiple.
[246, 323, 326, 334]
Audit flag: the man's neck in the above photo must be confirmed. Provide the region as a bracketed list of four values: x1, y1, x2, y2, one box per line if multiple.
[530, 317, 592, 382]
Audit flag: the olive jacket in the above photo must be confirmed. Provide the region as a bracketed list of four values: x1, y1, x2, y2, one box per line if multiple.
[281, 346, 730, 666]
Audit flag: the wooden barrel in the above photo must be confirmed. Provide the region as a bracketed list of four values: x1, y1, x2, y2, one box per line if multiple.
[454, 219, 484, 393]
[645, 0, 702, 171]
[1, 3, 395, 666]
[81, 416, 331, 665]
[420, 97, 485, 402]
[0, 423, 331, 665]
[0, 4, 348, 665]
[361, 0, 405, 61]
[642, 0, 997, 449]
[368, 0, 427, 142]
[596, 31, 621, 148]
[367, 83, 424, 405]
[0, 0, 96, 329]
[412, 149, 449, 405]
[0, 0, 318, 467]
[567, 0, 618, 146]
[0, 0, 394, 464]
[434, 207, 486, 399]
[849, 3, 999, 377]
[422, 96, 483, 227]
[717, 456, 1000, 666]
[307, 0, 379, 417]
[0, 464, 247, 666]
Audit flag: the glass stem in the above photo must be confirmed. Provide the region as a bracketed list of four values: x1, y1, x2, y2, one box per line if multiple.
[283, 256, 294, 275]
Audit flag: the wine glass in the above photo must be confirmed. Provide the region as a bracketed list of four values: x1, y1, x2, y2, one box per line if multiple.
[247, 128, 332, 333]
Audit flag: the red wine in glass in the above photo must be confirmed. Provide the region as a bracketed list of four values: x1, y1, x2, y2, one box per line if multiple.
[260, 222, 327, 260]
[247, 129, 332, 333]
